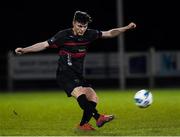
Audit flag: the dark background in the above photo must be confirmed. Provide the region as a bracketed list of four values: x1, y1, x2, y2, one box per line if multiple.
[0, 0, 180, 90]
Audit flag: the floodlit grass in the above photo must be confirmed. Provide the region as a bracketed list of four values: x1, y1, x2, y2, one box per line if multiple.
[0, 89, 180, 136]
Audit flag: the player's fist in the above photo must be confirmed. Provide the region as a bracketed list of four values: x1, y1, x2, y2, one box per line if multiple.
[127, 22, 136, 29]
[15, 48, 24, 55]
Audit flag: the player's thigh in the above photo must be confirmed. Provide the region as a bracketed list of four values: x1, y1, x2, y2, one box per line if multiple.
[71, 86, 86, 98]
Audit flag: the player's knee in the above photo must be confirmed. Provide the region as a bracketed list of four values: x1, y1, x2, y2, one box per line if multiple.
[85, 88, 98, 103]
[92, 94, 98, 103]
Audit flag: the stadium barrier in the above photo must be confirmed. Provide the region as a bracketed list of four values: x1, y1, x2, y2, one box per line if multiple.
[7, 50, 180, 90]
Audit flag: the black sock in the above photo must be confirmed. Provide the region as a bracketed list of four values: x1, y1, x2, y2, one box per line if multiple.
[77, 94, 93, 126]
[89, 101, 100, 120]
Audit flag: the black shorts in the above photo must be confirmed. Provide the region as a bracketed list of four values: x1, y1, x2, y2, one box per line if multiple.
[56, 64, 91, 97]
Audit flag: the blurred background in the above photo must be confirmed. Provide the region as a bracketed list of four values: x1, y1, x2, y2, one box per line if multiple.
[1, 0, 180, 91]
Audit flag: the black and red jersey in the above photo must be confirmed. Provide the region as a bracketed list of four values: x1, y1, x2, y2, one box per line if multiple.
[47, 28, 102, 75]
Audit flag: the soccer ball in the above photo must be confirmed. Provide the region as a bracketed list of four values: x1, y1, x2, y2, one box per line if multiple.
[134, 89, 153, 108]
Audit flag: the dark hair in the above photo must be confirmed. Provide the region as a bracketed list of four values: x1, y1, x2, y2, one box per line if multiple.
[73, 11, 92, 24]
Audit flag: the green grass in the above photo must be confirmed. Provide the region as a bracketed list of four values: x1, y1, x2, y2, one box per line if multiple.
[0, 89, 180, 136]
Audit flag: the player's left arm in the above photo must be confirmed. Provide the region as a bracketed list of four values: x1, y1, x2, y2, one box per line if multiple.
[101, 22, 136, 38]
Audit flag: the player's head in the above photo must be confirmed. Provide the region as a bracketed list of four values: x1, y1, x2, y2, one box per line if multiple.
[72, 11, 92, 36]
[73, 11, 92, 24]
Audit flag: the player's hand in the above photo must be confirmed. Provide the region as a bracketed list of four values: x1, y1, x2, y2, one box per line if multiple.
[127, 22, 136, 29]
[15, 48, 24, 55]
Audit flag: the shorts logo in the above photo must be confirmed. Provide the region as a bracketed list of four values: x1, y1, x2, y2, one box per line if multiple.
[74, 79, 80, 83]
[68, 62, 72, 66]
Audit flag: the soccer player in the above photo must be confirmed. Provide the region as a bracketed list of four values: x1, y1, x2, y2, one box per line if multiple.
[15, 11, 136, 131]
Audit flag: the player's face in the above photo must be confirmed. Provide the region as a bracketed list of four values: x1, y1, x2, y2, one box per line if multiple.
[73, 21, 88, 36]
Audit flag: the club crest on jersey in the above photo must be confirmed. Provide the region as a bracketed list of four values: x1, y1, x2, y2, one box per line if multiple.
[78, 49, 86, 52]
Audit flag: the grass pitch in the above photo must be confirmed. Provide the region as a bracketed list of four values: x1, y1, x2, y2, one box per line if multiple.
[0, 89, 180, 136]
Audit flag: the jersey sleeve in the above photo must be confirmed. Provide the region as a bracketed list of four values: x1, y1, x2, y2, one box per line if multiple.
[47, 30, 66, 47]
[87, 29, 102, 41]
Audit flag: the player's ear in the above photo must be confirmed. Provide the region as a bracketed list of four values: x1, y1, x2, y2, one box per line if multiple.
[72, 21, 76, 27]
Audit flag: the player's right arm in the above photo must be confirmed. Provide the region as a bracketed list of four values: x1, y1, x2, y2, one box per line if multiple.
[15, 41, 50, 55]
